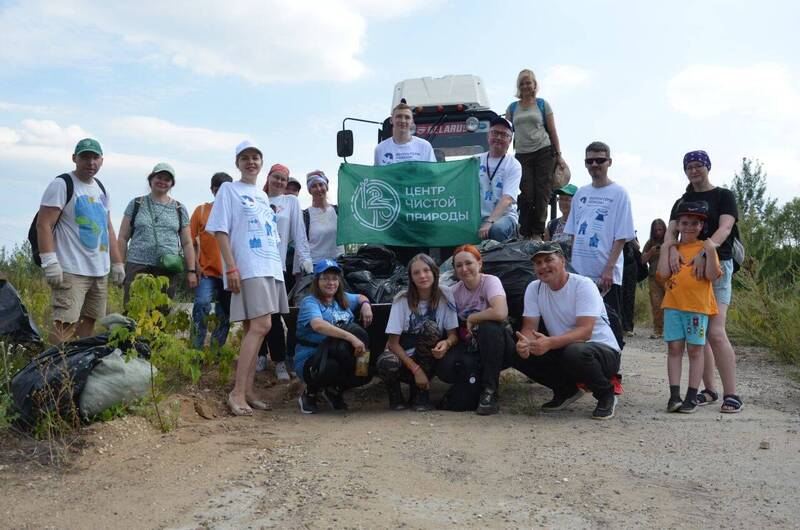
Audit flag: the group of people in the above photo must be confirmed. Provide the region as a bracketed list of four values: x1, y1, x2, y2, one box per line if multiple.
[34, 67, 743, 420]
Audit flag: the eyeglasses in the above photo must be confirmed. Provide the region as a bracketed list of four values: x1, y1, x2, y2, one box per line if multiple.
[585, 157, 609, 166]
[685, 163, 705, 171]
[489, 130, 512, 138]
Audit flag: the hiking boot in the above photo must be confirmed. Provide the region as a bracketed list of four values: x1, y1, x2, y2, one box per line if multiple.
[274, 361, 290, 382]
[321, 387, 348, 411]
[476, 388, 499, 416]
[592, 394, 618, 420]
[412, 389, 432, 412]
[387, 381, 407, 411]
[298, 390, 319, 414]
[542, 388, 584, 412]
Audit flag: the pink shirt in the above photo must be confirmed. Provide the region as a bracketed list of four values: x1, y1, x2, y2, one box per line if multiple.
[452, 274, 506, 320]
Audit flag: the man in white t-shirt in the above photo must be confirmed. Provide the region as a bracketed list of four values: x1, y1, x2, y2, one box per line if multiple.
[477, 117, 521, 242]
[564, 141, 635, 318]
[373, 103, 437, 166]
[37, 138, 125, 344]
[512, 242, 621, 420]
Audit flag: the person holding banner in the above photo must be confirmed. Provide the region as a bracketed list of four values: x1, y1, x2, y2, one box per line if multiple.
[374, 103, 437, 166]
[376, 253, 465, 411]
[477, 117, 521, 242]
[205, 140, 288, 416]
[451, 244, 515, 415]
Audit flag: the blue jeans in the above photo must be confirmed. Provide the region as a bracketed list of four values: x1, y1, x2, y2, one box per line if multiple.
[191, 276, 231, 349]
[481, 214, 518, 242]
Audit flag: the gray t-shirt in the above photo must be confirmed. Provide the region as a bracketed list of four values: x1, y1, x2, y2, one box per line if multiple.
[510, 99, 553, 154]
[123, 196, 189, 266]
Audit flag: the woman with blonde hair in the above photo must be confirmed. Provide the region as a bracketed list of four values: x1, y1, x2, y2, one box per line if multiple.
[506, 69, 566, 240]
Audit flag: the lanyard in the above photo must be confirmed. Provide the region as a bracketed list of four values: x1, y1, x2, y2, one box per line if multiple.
[486, 154, 505, 183]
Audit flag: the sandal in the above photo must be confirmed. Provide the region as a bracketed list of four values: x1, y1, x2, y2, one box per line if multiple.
[696, 388, 719, 406]
[246, 398, 272, 411]
[678, 399, 698, 414]
[228, 393, 253, 416]
[720, 394, 744, 414]
[667, 397, 683, 413]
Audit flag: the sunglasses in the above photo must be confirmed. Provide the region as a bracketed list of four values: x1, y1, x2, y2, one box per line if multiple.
[585, 157, 609, 166]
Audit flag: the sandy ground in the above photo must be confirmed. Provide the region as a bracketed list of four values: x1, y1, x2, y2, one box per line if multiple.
[1, 330, 799, 530]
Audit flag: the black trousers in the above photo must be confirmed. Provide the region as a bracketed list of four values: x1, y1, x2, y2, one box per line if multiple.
[302, 324, 372, 393]
[603, 284, 623, 327]
[621, 255, 637, 332]
[376, 340, 479, 387]
[472, 321, 514, 392]
[507, 342, 621, 399]
[516, 146, 556, 237]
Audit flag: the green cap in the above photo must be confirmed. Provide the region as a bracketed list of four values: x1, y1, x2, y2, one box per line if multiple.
[531, 241, 564, 259]
[556, 183, 578, 196]
[151, 162, 176, 180]
[74, 138, 103, 156]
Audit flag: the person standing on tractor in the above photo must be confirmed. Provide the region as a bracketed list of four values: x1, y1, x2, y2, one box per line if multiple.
[374, 103, 437, 166]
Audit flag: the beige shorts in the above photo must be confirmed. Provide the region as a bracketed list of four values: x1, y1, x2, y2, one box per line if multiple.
[51, 272, 108, 324]
[230, 276, 289, 322]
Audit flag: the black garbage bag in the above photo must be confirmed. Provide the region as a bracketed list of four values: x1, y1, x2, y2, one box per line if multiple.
[345, 270, 381, 302]
[337, 245, 399, 277]
[10, 334, 151, 430]
[345, 266, 408, 303]
[0, 279, 42, 345]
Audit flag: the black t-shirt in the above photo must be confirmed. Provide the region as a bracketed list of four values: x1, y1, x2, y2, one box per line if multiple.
[670, 187, 738, 260]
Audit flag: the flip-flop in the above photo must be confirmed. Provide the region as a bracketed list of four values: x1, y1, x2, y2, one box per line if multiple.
[228, 393, 253, 416]
[246, 398, 272, 411]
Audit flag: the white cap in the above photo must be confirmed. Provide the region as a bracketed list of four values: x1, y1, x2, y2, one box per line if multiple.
[235, 140, 263, 159]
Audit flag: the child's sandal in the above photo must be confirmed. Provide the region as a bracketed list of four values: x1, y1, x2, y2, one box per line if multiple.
[696, 388, 719, 406]
[720, 394, 744, 413]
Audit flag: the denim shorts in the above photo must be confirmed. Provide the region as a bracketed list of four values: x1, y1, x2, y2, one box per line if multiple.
[663, 308, 709, 346]
[713, 259, 733, 306]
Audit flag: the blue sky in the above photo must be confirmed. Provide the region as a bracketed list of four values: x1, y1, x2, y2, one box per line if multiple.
[1, 0, 798, 248]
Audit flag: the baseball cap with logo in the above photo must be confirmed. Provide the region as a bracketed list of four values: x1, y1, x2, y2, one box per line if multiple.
[74, 138, 103, 156]
[675, 201, 709, 220]
[313, 259, 342, 276]
[489, 116, 514, 132]
[531, 241, 564, 259]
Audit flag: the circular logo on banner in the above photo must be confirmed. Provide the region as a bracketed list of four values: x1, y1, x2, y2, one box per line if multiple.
[351, 178, 400, 231]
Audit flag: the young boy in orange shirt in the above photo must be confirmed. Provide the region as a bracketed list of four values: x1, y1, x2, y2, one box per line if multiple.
[657, 201, 722, 413]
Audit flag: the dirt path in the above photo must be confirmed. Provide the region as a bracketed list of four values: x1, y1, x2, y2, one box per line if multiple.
[2, 331, 799, 529]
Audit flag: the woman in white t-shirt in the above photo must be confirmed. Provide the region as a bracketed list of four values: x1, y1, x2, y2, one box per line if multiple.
[301, 170, 344, 263]
[257, 164, 313, 381]
[451, 244, 516, 415]
[375, 254, 462, 411]
[205, 140, 288, 416]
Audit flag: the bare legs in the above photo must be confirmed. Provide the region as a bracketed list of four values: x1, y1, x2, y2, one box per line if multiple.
[700, 303, 737, 407]
[229, 315, 272, 411]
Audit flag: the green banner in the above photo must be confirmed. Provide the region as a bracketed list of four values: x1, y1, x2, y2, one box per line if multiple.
[337, 158, 481, 247]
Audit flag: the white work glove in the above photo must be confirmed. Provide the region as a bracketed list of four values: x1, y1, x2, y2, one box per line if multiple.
[40, 252, 64, 288]
[111, 262, 126, 286]
[300, 259, 314, 275]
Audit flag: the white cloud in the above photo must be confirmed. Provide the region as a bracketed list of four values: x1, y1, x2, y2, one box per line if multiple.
[17, 119, 91, 148]
[112, 116, 246, 153]
[0, 0, 433, 84]
[543, 65, 591, 91]
[0, 101, 50, 114]
[667, 63, 800, 119]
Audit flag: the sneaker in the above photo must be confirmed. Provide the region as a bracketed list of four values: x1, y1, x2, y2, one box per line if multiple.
[412, 389, 432, 412]
[678, 399, 698, 414]
[298, 391, 319, 414]
[275, 361, 290, 382]
[256, 356, 268, 373]
[625, 330, 635, 337]
[321, 388, 348, 411]
[592, 395, 618, 420]
[387, 381, 407, 411]
[667, 397, 683, 413]
[476, 389, 499, 416]
[542, 388, 584, 412]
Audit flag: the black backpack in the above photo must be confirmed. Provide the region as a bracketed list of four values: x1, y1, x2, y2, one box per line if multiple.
[28, 174, 106, 266]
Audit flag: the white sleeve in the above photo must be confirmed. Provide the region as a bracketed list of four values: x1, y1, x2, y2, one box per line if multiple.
[40, 178, 68, 209]
[613, 187, 636, 241]
[522, 281, 542, 318]
[289, 198, 311, 262]
[575, 277, 605, 317]
[503, 158, 522, 200]
[385, 298, 409, 335]
[205, 184, 231, 234]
